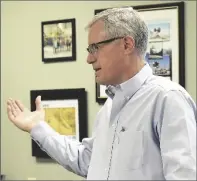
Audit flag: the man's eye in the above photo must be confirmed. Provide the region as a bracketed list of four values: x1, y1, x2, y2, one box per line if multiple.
[88, 44, 99, 53]
[92, 46, 97, 51]
[92, 44, 98, 50]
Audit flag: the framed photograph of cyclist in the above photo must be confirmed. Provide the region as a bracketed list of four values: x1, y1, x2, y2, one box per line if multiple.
[41, 18, 76, 63]
[95, 2, 185, 104]
[30, 88, 87, 158]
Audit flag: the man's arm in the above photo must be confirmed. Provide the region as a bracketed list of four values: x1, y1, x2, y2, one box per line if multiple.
[31, 121, 93, 178]
[6, 96, 95, 178]
[156, 90, 196, 180]
[7, 96, 107, 178]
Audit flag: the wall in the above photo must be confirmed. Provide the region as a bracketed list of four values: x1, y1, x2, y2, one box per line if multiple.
[1, 1, 196, 180]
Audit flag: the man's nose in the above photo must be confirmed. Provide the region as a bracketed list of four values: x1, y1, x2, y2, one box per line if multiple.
[87, 53, 96, 64]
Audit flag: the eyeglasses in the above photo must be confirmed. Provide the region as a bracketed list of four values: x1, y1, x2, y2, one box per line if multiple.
[87, 37, 124, 54]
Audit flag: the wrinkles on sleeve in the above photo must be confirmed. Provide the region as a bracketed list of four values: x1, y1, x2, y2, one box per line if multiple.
[155, 90, 196, 180]
[30, 121, 93, 178]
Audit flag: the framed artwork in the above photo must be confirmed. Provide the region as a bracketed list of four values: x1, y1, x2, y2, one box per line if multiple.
[96, 83, 108, 104]
[41, 18, 76, 63]
[30, 88, 87, 158]
[95, 2, 185, 104]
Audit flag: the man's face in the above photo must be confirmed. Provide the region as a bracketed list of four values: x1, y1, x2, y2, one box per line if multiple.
[87, 20, 127, 85]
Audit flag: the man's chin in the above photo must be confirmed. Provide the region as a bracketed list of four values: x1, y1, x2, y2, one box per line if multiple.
[95, 77, 108, 85]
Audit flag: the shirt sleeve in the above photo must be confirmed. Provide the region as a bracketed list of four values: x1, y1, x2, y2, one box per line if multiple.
[30, 121, 94, 178]
[156, 90, 196, 180]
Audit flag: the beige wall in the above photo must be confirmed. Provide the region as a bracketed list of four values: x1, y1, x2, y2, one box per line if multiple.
[1, 1, 196, 180]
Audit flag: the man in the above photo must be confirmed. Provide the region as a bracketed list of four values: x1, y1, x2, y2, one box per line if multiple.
[7, 7, 196, 180]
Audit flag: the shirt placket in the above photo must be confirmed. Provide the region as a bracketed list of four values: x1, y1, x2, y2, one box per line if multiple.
[106, 90, 126, 180]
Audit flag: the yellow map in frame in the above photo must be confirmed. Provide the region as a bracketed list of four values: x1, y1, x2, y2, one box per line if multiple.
[44, 107, 76, 135]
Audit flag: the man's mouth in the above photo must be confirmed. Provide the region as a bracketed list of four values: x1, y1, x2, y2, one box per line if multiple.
[94, 68, 101, 72]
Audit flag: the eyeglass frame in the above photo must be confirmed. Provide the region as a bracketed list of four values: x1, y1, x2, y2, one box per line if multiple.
[87, 37, 124, 54]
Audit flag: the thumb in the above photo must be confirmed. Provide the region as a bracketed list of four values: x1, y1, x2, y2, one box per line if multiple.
[35, 95, 42, 111]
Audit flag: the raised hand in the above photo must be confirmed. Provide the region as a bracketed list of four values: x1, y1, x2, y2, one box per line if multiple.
[7, 96, 45, 132]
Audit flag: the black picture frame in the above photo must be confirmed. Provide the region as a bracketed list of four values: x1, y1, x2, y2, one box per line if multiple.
[95, 2, 185, 104]
[30, 88, 87, 158]
[41, 18, 76, 63]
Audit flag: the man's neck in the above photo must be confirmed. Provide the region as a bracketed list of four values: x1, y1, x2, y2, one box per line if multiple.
[123, 54, 146, 82]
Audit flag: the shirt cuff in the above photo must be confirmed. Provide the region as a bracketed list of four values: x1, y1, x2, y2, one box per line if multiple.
[30, 121, 58, 145]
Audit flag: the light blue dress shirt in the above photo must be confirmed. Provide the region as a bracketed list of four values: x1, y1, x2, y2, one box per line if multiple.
[31, 63, 196, 180]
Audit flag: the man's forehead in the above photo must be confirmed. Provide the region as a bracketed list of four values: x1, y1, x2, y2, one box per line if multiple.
[88, 21, 106, 44]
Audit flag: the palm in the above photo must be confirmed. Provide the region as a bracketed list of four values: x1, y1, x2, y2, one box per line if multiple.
[16, 109, 44, 130]
[7, 96, 44, 132]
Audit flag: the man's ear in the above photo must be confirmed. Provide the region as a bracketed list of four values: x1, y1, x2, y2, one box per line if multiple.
[124, 36, 135, 54]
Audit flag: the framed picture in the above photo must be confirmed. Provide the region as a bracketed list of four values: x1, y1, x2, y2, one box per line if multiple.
[41, 18, 76, 63]
[96, 83, 108, 104]
[95, 2, 185, 104]
[30, 88, 87, 158]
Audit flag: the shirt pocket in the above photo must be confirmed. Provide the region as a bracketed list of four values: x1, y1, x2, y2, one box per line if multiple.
[116, 130, 144, 170]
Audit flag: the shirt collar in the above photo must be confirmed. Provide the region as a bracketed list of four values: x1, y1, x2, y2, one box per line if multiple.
[105, 63, 153, 99]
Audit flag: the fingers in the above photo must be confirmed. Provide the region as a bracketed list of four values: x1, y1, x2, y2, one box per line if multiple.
[7, 98, 20, 111]
[35, 95, 42, 111]
[7, 98, 22, 118]
[7, 104, 16, 121]
[15, 100, 24, 111]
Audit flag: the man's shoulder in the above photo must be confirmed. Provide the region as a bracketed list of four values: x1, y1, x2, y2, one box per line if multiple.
[146, 75, 187, 94]
[144, 76, 196, 114]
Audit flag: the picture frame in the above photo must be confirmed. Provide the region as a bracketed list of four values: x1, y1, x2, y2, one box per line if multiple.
[41, 18, 76, 63]
[96, 83, 108, 104]
[95, 2, 185, 104]
[30, 88, 87, 158]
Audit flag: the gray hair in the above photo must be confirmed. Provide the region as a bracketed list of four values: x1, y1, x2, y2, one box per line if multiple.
[86, 7, 148, 57]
